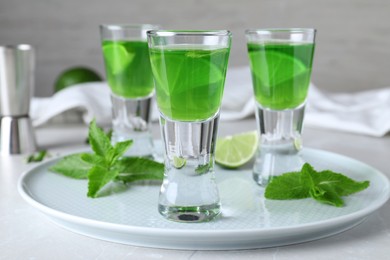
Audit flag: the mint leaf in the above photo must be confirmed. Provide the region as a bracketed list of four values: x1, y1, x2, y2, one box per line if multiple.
[49, 118, 164, 198]
[115, 157, 164, 182]
[314, 170, 370, 197]
[264, 171, 309, 200]
[88, 119, 112, 157]
[300, 163, 316, 188]
[299, 163, 345, 206]
[84, 120, 135, 197]
[106, 140, 133, 164]
[299, 163, 344, 206]
[87, 165, 119, 198]
[85, 128, 113, 144]
[49, 153, 91, 179]
[303, 163, 369, 207]
[113, 140, 133, 157]
[81, 153, 107, 167]
[26, 150, 49, 163]
[265, 163, 370, 207]
[195, 163, 212, 175]
[310, 185, 344, 207]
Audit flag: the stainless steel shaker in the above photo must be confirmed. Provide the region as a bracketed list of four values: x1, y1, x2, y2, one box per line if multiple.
[0, 44, 37, 155]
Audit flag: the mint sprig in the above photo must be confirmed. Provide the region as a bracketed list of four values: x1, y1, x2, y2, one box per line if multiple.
[265, 163, 370, 207]
[49, 119, 164, 198]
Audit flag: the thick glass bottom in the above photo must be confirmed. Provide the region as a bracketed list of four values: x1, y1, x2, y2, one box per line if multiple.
[252, 143, 305, 186]
[158, 113, 221, 223]
[158, 203, 221, 223]
[253, 103, 306, 186]
[110, 94, 154, 157]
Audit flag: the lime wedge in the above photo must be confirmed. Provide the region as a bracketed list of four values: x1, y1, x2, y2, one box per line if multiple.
[150, 54, 183, 96]
[180, 58, 223, 91]
[177, 48, 226, 93]
[102, 44, 135, 74]
[215, 131, 259, 168]
[250, 50, 307, 86]
[173, 156, 186, 169]
[150, 47, 225, 94]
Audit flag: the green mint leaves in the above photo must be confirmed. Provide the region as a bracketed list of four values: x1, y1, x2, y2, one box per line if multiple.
[26, 150, 49, 163]
[49, 119, 164, 198]
[265, 163, 370, 207]
[50, 153, 90, 179]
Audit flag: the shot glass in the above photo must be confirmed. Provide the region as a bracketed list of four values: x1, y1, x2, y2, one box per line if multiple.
[100, 24, 158, 157]
[245, 28, 316, 186]
[147, 30, 231, 222]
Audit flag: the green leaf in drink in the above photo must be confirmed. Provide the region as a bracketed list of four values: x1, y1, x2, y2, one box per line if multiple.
[247, 42, 315, 110]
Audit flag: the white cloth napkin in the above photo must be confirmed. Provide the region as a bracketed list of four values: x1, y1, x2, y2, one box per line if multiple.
[306, 85, 390, 137]
[31, 67, 390, 137]
[31, 82, 112, 127]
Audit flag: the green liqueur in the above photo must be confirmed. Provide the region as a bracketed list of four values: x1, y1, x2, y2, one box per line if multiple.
[247, 42, 315, 110]
[102, 40, 154, 98]
[149, 45, 230, 121]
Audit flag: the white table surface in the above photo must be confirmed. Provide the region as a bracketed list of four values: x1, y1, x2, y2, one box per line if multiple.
[1, 119, 389, 259]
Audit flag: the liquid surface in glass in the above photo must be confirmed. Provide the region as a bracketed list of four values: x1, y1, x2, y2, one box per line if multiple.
[102, 40, 154, 98]
[247, 42, 315, 110]
[149, 44, 230, 121]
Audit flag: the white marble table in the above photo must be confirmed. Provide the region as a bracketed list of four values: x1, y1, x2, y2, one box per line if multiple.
[1, 119, 389, 259]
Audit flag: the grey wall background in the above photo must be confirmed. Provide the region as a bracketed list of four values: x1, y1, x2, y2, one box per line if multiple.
[1, 0, 389, 97]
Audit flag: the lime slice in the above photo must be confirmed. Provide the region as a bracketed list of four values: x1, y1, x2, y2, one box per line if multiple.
[250, 50, 307, 86]
[149, 53, 183, 97]
[177, 48, 225, 93]
[215, 131, 259, 168]
[102, 44, 135, 74]
[173, 156, 186, 169]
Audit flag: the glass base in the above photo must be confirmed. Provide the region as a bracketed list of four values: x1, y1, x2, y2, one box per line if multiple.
[253, 143, 305, 186]
[110, 94, 154, 157]
[158, 203, 221, 223]
[253, 104, 306, 186]
[158, 113, 221, 223]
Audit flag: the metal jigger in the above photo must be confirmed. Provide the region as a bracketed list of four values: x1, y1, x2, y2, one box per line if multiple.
[0, 44, 37, 155]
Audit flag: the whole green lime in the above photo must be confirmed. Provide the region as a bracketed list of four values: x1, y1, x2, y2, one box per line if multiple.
[54, 67, 102, 92]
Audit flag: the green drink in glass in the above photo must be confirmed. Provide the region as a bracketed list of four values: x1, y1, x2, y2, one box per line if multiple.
[149, 45, 230, 121]
[246, 28, 316, 186]
[247, 42, 315, 110]
[102, 40, 154, 98]
[100, 24, 158, 157]
[148, 30, 231, 223]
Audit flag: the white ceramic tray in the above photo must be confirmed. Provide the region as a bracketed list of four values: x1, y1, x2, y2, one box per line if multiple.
[18, 148, 390, 250]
